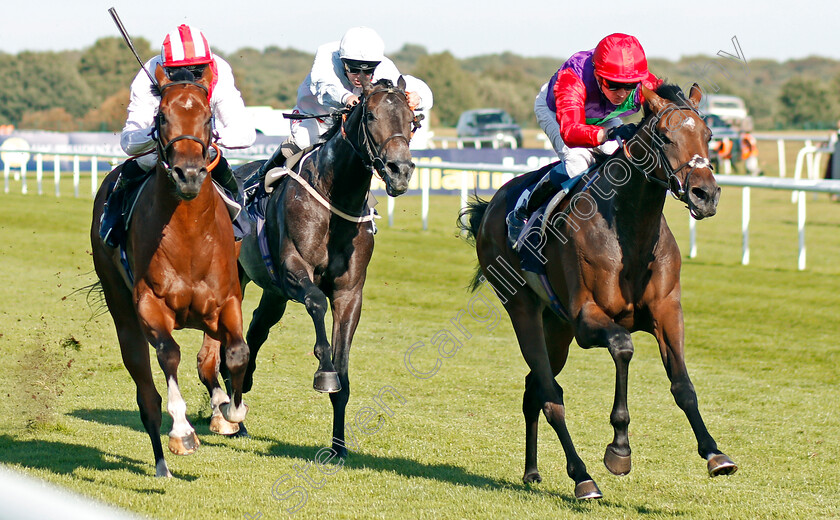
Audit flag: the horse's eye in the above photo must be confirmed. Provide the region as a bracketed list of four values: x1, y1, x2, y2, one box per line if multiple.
[659, 133, 672, 145]
[366, 112, 376, 122]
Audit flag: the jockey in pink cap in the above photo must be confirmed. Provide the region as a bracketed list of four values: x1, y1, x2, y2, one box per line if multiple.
[508, 33, 663, 248]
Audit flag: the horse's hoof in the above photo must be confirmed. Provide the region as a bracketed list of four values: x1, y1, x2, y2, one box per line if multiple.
[210, 413, 240, 436]
[168, 431, 200, 455]
[220, 402, 249, 424]
[231, 423, 251, 438]
[523, 471, 542, 484]
[604, 446, 632, 476]
[707, 453, 738, 477]
[313, 371, 341, 393]
[574, 479, 603, 500]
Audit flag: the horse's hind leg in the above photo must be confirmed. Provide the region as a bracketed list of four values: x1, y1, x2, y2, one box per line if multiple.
[243, 289, 288, 393]
[522, 311, 574, 484]
[509, 307, 601, 500]
[651, 299, 737, 476]
[198, 335, 239, 435]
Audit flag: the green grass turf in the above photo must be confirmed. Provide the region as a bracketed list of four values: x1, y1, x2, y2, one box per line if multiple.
[0, 184, 838, 519]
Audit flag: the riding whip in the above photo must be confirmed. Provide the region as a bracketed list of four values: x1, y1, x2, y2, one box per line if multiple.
[107, 7, 160, 93]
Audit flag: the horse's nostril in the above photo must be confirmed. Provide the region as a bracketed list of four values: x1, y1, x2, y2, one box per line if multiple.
[173, 167, 186, 182]
[386, 161, 399, 174]
[691, 187, 708, 201]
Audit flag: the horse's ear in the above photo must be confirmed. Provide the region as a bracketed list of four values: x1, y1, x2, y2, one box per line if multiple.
[155, 63, 168, 89]
[196, 62, 213, 91]
[360, 72, 373, 96]
[688, 83, 703, 108]
[398, 75, 406, 91]
[641, 84, 667, 113]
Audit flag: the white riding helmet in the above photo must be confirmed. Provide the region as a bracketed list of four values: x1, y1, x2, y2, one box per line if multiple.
[339, 27, 385, 63]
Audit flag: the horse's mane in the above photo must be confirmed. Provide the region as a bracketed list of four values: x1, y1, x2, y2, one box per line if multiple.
[166, 68, 196, 82]
[319, 79, 401, 143]
[643, 82, 693, 116]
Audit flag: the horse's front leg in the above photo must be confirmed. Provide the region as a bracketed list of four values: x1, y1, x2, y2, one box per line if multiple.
[327, 288, 363, 458]
[138, 296, 200, 456]
[215, 297, 250, 425]
[198, 334, 240, 435]
[283, 263, 340, 393]
[650, 296, 737, 476]
[574, 301, 634, 476]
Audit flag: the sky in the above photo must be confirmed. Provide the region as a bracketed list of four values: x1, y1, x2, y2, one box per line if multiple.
[1, 0, 837, 63]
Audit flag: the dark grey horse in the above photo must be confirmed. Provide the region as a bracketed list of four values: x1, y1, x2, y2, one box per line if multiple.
[222, 77, 416, 456]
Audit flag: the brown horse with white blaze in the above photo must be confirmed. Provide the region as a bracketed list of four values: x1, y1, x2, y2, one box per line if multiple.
[459, 83, 736, 499]
[90, 64, 249, 477]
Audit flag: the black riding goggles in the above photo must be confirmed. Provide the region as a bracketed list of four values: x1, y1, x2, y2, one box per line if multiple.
[602, 78, 639, 92]
[342, 59, 379, 76]
[165, 64, 208, 81]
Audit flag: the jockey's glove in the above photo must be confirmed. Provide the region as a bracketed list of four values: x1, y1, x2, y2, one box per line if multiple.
[606, 123, 638, 143]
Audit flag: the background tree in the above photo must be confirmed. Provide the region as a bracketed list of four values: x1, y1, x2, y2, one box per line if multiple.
[778, 77, 833, 129]
[411, 51, 479, 126]
[78, 36, 153, 105]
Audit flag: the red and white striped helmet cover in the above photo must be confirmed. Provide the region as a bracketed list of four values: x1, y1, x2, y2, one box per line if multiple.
[161, 24, 213, 67]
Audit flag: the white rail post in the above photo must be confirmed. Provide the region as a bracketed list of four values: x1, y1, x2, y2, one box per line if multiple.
[91, 156, 98, 196]
[20, 161, 27, 194]
[3, 163, 8, 193]
[36, 154, 43, 195]
[387, 194, 395, 227]
[742, 187, 750, 265]
[689, 215, 697, 258]
[798, 188, 806, 271]
[73, 155, 80, 198]
[54, 156, 61, 197]
[459, 170, 470, 228]
[777, 139, 786, 178]
[421, 162, 430, 231]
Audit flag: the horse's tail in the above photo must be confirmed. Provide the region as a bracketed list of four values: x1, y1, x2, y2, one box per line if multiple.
[456, 196, 490, 292]
[67, 280, 109, 321]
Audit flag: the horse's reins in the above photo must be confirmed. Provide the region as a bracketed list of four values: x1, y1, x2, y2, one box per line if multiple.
[152, 80, 220, 175]
[621, 107, 712, 204]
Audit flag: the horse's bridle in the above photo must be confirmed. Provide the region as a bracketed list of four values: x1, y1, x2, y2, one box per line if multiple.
[340, 86, 419, 180]
[623, 107, 712, 203]
[152, 80, 216, 175]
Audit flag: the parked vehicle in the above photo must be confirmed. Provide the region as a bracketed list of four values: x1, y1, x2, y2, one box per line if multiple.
[698, 94, 748, 126]
[456, 108, 523, 148]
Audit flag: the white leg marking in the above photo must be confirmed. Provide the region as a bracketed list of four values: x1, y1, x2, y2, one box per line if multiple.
[166, 376, 194, 437]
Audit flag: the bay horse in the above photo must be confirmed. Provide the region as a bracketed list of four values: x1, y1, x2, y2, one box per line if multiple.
[90, 64, 249, 477]
[223, 76, 415, 455]
[459, 83, 737, 499]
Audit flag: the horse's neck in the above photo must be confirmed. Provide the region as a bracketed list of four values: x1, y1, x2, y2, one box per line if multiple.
[314, 137, 373, 210]
[597, 151, 668, 250]
[151, 166, 217, 231]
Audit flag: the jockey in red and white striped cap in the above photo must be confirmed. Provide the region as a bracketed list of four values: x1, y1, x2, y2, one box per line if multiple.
[99, 24, 256, 248]
[161, 24, 213, 67]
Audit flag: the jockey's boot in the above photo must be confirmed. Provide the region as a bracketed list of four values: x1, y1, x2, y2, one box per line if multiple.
[100, 159, 146, 248]
[211, 156, 251, 241]
[507, 172, 558, 250]
[258, 138, 301, 178]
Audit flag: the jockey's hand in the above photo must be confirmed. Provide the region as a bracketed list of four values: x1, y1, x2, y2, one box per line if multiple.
[345, 94, 360, 108]
[406, 91, 420, 110]
[606, 123, 638, 143]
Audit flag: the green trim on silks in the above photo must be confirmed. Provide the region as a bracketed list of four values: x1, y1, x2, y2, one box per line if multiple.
[586, 86, 639, 126]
